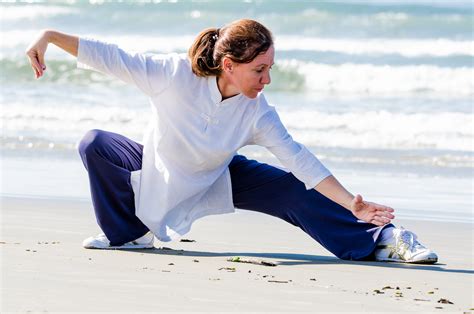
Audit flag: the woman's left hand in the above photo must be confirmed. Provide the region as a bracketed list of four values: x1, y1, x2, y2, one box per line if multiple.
[350, 194, 395, 226]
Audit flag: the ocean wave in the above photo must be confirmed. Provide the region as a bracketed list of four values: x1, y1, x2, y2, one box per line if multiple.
[2, 57, 472, 96]
[0, 4, 78, 20]
[275, 37, 474, 57]
[3, 29, 472, 58]
[277, 109, 473, 152]
[277, 60, 473, 95]
[2, 101, 472, 153]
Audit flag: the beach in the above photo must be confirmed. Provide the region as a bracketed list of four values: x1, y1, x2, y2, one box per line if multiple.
[1, 0, 473, 312]
[1, 196, 473, 313]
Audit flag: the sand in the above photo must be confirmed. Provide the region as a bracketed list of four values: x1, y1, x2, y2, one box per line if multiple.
[1, 196, 473, 313]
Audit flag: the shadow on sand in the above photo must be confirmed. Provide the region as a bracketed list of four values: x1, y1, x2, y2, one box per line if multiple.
[121, 247, 473, 275]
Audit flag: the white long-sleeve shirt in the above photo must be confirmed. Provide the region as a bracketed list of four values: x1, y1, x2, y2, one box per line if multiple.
[77, 38, 331, 241]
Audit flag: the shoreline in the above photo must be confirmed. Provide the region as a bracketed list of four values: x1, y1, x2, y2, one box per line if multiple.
[1, 196, 473, 312]
[1, 193, 473, 225]
[2, 151, 473, 224]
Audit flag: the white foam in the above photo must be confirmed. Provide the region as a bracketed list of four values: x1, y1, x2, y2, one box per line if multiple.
[278, 59, 473, 95]
[2, 100, 473, 153]
[274, 37, 474, 57]
[277, 109, 473, 152]
[0, 4, 78, 20]
[3, 29, 472, 58]
[1, 103, 148, 143]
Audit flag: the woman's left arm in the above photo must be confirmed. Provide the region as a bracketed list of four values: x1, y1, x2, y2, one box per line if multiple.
[315, 175, 395, 226]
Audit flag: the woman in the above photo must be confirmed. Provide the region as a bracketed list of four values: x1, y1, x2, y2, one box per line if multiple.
[26, 19, 437, 263]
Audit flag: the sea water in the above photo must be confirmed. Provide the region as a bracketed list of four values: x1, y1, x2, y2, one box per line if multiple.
[1, 0, 472, 223]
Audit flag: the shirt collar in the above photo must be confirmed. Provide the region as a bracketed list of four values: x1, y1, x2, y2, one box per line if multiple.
[207, 76, 243, 107]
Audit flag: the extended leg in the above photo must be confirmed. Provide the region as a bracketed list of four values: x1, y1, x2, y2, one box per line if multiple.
[229, 155, 392, 260]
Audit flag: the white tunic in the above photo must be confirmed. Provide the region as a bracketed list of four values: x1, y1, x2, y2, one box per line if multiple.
[77, 38, 331, 241]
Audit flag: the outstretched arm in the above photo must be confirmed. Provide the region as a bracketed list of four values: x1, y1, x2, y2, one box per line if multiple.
[251, 99, 395, 227]
[25, 30, 78, 79]
[315, 175, 395, 226]
[26, 30, 177, 96]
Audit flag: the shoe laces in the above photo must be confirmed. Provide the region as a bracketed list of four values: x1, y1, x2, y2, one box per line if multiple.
[396, 228, 425, 254]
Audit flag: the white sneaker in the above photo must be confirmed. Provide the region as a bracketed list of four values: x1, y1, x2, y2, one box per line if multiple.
[375, 228, 438, 264]
[82, 232, 155, 249]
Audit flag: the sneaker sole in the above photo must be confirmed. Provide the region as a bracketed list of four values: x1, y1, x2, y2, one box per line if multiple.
[84, 244, 155, 250]
[376, 257, 438, 264]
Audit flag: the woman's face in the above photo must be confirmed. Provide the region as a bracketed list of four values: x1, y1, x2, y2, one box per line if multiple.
[225, 45, 274, 99]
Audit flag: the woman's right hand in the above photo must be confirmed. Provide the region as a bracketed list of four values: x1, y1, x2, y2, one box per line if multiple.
[25, 30, 50, 79]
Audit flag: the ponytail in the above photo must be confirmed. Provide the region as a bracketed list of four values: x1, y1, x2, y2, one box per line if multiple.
[188, 27, 221, 77]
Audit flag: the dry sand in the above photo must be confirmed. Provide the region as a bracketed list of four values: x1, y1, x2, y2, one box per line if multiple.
[1, 196, 473, 313]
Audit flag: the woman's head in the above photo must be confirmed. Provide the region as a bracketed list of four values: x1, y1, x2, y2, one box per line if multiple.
[188, 19, 274, 98]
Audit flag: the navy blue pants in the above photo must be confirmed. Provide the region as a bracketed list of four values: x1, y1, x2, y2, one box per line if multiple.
[79, 129, 389, 260]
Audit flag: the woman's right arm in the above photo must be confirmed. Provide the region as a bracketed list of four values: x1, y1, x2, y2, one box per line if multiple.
[25, 30, 78, 79]
[26, 29, 177, 96]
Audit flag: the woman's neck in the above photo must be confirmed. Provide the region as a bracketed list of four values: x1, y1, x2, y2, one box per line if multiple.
[216, 75, 239, 100]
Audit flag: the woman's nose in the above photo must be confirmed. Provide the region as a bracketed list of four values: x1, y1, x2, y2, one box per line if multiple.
[261, 72, 271, 85]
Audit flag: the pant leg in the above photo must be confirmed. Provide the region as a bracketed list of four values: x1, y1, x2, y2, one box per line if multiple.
[229, 155, 392, 260]
[78, 129, 149, 246]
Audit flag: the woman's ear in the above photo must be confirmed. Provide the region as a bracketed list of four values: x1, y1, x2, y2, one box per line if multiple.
[222, 57, 233, 73]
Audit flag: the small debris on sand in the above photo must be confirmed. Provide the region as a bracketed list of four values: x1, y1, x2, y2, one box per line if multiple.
[162, 270, 171, 273]
[382, 286, 393, 290]
[168, 263, 174, 266]
[310, 278, 317, 281]
[437, 298, 453, 304]
[268, 280, 288, 283]
[406, 287, 412, 289]
[414, 298, 430, 302]
[373, 290, 384, 294]
[219, 267, 236, 272]
[179, 239, 196, 242]
[0, 242, 6, 244]
[428, 291, 435, 294]
[193, 259, 199, 263]
[227, 256, 276, 267]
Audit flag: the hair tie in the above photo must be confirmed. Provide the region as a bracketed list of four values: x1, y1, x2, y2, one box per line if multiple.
[212, 28, 220, 41]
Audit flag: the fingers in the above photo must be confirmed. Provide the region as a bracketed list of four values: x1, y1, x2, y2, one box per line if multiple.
[26, 50, 44, 78]
[370, 202, 395, 218]
[371, 215, 392, 226]
[38, 53, 46, 71]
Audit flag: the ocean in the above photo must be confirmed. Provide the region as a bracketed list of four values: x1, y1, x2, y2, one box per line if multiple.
[1, 0, 472, 223]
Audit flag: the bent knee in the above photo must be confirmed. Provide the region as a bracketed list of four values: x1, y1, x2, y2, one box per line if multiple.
[78, 129, 109, 157]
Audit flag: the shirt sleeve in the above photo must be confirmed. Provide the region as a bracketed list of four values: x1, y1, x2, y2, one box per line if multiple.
[250, 106, 332, 190]
[77, 37, 177, 96]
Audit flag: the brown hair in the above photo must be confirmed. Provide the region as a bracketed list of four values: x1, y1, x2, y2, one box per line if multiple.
[188, 19, 274, 77]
